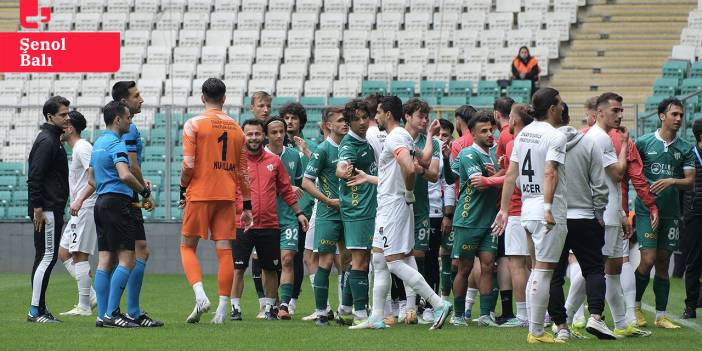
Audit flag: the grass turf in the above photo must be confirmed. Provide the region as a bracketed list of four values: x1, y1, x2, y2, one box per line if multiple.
[0, 272, 700, 350]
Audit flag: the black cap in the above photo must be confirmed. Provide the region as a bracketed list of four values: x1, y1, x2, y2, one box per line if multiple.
[68, 110, 87, 134]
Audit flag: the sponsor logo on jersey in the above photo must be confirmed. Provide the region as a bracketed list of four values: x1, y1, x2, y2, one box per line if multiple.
[644, 232, 656, 240]
[266, 163, 274, 172]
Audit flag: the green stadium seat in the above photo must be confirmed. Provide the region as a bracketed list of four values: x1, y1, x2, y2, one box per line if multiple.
[511, 95, 529, 103]
[653, 78, 680, 96]
[440, 96, 467, 105]
[662, 60, 689, 79]
[390, 81, 415, 99]
[12, 191, 28, 206]
[0, 190, 11, 205]
[507, 80, 532, 98]
[300, 96, 325, 123]
[679, 95, 701, 113]
[170, 175, 181, 190]
[691, 62, 702, 79]
[141, 161, 165, 178]
[328, 97, 351, 106]
[361, 80, 387, 95]
[273, 96, 297, 108]
[0, 176, 17, 189]
[420, 80, 445, 98]
[681, 78, 702, 95]
[149, 127, 179, 146]
[422, 96, 439, 106]
[645, 95, 668, 112]
[240, 111, 254, 121]
[152, 207, 167, 219]
[6, 206, 28, 219]
[471, 95, 496, 107]
[477, 80, 500, 97]
[0, 162, 23, 176]
[143, 146, 167, 162]
[448, 80, 472, 97]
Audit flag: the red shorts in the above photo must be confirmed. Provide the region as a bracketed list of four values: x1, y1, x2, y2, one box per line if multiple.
[181, 201, 237, 241]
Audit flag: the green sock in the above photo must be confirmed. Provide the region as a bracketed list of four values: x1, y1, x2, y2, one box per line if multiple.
[487, 271, 499, 313]
[454, 295, 466, 318]
[635, 269, 650, 302]
[350, 270, 369, 312]
[480, 294, 493, 317]
[652, 276, 670, 312]
[341, 267, 353, 308]
[440, 256, 453, 296]
[280, 283, 293, 304]
[314, 267, 330, 311]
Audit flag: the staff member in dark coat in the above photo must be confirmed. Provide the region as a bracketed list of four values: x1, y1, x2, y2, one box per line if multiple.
[683, 119, 702, 319]
[26, 96, 70, 323]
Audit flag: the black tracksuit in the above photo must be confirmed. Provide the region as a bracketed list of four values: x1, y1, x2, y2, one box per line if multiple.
[683, 144, 702, 310]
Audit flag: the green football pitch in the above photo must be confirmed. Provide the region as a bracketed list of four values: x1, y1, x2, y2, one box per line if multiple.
[1, 272, 700, 350]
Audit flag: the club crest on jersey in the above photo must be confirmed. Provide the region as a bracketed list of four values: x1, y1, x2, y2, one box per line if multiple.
[267, 163, 274, 172]
[674, 152, 681, 160]
[288, 161, 295, 170]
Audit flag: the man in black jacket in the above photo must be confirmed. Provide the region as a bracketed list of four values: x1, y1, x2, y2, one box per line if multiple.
[683, 119, 702, 319]
[27, 96, 70, 323]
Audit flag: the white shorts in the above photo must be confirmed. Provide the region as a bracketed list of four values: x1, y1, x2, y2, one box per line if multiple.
[505, 216, 529, 256]
[373, 200, 414, 256]
[522, 220, 567, 263]
[304, 202, 317, 251]
[59, 206, 97, 255]
[602, 225, 625, 258]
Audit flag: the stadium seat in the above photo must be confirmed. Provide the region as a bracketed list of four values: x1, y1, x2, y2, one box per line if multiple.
[448, 80, 473, 97]
[0, 175, 18, 189]
[0, 162, 22, 176]
[5, 206, 28, 219]
[440, 96, 467, 106]
[690, 61, 702, 78]
[471, 95, 496, 107]
[662, 60, 690, 79]
[362, 80, 388, 95]
[420, 80, 445, 98]
[507, 80, 533, 100]
[645, 95, 668, 112]
[681, 78, 702, 95]
[653, 78, 681, 96]
[390, 81, 415, 99]
[477, 80, 501, 97]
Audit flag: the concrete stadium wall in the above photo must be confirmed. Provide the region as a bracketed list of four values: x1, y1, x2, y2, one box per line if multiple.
[0, 221, 221, 274]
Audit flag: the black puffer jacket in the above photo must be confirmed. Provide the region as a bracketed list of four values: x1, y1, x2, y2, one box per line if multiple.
[27, 123, 68, 214]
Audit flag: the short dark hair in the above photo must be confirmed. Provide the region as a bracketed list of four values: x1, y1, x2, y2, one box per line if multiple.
[103, 101, 128, 126]
[67, 110, 87, 134]
[657, 97, 684, 115]
[42, 96, 70, 120]
[512, 103, 535, 126]
[365, 93, 382, 118]
[264, 116, 287, 135]
[455, 104, 477, 126]
[469, 110, 495, 131]
[251, 91, 271, 105]
[531, 87, 560, 120]
[242, 118, 265, 131]
[279, 102, 308, 130]
[693, 119, 702, 143]
[402, 98, 431, 121]
[561, 102, 570, 125]
[494, 96, 515, 116]
[202, 78, 226, 102]
[596, 92, 623, 108]
[439, 118, 454, 135]
[322, 106, 345, 123]
[378, 95, 403, 122]
[111, 81, 136, 102]
[343, 99, 372, 124]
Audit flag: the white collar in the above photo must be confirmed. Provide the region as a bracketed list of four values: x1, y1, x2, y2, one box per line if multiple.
[655, 129, 678, 147]
[471, 143, 489, 156]
[326, 136, 340, 147]
[348, 129, 366, 141]
[264, 145, 285, 157]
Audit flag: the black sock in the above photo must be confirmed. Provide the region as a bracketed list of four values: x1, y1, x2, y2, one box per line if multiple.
[500, 290, 514, 318]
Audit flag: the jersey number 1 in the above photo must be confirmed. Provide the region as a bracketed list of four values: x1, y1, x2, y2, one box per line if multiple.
[217, 131, 228, 161]
[521, 149, 535, 182]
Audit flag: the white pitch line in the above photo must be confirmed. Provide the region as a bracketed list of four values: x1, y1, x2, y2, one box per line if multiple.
[640, 303, 702, 332]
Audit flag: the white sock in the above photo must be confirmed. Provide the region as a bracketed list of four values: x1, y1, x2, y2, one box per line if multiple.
[387, 258, 443, 308]
[575, 304, 585, 322]
[63, 257, 76, 278]
[370, 253, 390, 321]
[193, 282, 207, 302]
[403, 256, 418, 310]
[216, 296, 228, 315]
[621, 261, 637, 325]
[74, 261, 92, 309]
[466, 288, 478, 311]
[289, 298, 297, 310]
[338, 274, 343, 307]
[258, 297, 266, 309]
[656, 310, 666, 320]
[231, 297, 241, 309]
[384, 296, 393, 317]
[528, 269, 553, 336]
[516, 302, 528, 321]
[525, 271, 533, 323]
[354, 308, 368, 319]
[605, 274, 628, 330]
[564, 269, 586, 324]
[309, 273, 315, 291]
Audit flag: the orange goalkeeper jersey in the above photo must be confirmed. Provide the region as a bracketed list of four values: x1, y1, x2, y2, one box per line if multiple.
[182, 108, 249, 202]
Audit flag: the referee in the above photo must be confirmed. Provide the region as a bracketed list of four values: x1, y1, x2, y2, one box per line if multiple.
[683, 119, 702, 319]
[91, 101, 154, 328]
[27, 96, 70, 323]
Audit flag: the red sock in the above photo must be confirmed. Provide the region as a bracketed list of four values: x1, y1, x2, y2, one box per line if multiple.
[216, 248, 234, 297]
[180, 244, 202, 286]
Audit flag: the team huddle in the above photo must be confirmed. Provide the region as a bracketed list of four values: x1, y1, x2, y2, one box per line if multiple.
[25, 78, 697, 343]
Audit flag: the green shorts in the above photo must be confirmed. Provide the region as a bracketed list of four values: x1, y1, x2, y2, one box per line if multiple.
[451, 227, 497, 259]
[414, 216, 430, 251]
[343, 218, 374, 250]
[280, 223, 299, 252]
[441, 230, 455, 251]
[636, 216, 680, 252]
[315, 219, 343, 253]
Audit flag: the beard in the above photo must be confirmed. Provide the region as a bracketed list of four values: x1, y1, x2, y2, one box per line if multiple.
[246, 142, 261, 152]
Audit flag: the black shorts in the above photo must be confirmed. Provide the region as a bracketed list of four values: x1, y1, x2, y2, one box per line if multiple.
[497, 232, 505, 258]
[95, 193, 137, 252]
[232, 228, 280, 270]
[129, 195, 146, 241]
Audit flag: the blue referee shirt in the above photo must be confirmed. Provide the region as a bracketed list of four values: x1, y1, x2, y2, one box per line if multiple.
[91, 130, 132, 197]
[121, 123, 143, 166]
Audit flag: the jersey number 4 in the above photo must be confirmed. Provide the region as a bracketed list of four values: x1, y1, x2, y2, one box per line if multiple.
[217, 131, 228, 161]
[521, 149, 535, 182]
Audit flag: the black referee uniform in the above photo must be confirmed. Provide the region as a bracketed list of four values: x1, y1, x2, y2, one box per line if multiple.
[683, 140, 702, 317]
[27, 122, 69, 315]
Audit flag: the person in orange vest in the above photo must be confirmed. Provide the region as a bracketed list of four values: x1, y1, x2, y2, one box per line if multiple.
[511, 46, 541, 92]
